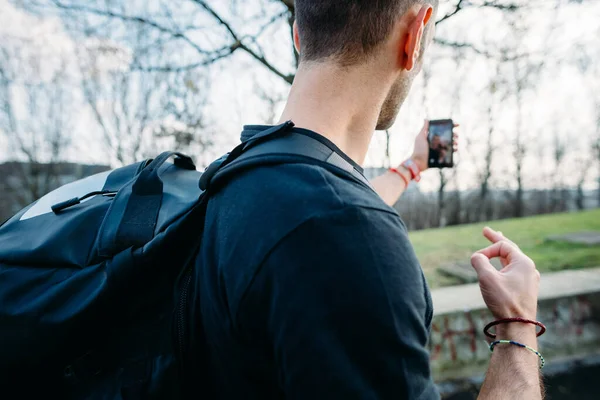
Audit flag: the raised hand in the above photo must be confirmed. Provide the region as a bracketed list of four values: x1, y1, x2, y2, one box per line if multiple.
[410, 119, 459, 172]
[471, 227, 540, 321]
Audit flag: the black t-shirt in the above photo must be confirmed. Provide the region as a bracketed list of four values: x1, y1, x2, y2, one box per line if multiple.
[191, 125, 438, 399]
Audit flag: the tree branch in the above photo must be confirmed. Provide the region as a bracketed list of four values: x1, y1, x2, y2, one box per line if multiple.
[435, 38, 491, 56]
[436, 0, 519, 25]
[51, 0, 213, 56]
[435, 38, 526, 61]
[130, 46, 237, 72]
[192, 0, 294, 84]
[436, 0, 466, 25]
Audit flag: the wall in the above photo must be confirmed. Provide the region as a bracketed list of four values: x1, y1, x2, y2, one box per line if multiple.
[429, 269, 600, 381]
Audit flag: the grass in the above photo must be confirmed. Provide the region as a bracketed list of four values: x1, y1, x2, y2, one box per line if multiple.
[409, 209, 600, 288]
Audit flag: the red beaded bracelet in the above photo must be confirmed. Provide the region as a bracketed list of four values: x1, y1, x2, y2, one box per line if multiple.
[484, 318, 546, 339]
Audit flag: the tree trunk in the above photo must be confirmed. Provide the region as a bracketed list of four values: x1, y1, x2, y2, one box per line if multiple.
[438, 170, 447, 227]
[385, 130, 391, 168]
[515, 169, 524, 217]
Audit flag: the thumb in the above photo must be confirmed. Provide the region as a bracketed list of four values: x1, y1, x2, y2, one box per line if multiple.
[471, 253, 497, 279]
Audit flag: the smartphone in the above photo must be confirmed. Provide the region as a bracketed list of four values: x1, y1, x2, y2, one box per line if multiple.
[428, 119, 454, 169]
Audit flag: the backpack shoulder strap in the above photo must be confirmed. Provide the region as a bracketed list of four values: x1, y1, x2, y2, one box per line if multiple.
[201, 121, 373, 192]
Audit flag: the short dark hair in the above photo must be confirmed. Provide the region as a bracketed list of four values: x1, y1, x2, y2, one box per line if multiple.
[295, 0, 433, 65]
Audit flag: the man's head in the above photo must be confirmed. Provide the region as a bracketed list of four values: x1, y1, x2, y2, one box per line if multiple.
[431, 134, 441, 148]
[293, 0, 438, 130]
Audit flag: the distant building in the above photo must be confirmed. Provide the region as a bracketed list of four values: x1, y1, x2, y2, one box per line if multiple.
[0, 161, 110, 222]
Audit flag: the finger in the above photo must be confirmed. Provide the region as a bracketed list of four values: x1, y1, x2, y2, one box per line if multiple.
[453, 123, 460, 127]
[483, 226, 505, 244]
[477, 240, 525, 263]
[422, 119, 430, 135]
[471, 253, 497, 279]
[484, 227, 519, 248]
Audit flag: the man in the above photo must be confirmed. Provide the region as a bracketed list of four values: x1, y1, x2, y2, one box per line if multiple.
[193, 1, 543, 399]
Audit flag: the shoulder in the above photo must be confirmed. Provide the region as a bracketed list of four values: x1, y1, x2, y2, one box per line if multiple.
[205, 161, 412, 311]
[206, 160, 405, 273]
[216, 161, 398, 219]
[262, 204, 421, 288]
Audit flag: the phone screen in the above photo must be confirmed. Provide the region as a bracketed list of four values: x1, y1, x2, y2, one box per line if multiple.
[428, 119, 454, 169]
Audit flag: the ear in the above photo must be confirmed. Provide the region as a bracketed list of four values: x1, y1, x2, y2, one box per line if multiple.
[404, 5, 433, 71]
[293, 20, 301, 54]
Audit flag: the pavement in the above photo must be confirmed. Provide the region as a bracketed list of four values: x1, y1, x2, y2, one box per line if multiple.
[431, 267, 600, 315]
[546, 231, 600, 246]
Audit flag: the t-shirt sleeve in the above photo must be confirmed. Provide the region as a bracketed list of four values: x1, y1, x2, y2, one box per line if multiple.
[237, 206, 438, 399]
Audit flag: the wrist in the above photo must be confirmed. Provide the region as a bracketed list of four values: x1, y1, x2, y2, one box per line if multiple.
[400, 159, 421, 182]
[495, 324, 538, 347]
[388, 167, 411, 188]
[411, 156, 428, 172]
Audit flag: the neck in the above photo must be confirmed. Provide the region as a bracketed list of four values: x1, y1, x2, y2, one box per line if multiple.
[278, 61, 392, 165]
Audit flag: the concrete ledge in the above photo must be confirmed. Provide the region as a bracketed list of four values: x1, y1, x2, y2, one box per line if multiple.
[432, 268, 600, 315]
[429, 268, 600, 381]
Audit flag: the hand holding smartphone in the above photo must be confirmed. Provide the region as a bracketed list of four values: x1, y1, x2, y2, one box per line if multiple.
[427, 119, 454, 169]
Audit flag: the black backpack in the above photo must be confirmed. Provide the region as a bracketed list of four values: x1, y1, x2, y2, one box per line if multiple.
[0, 122, 370, 398]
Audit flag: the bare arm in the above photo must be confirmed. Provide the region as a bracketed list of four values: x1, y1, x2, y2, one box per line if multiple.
[371, 120, 430, 206]
[371, 166, 412, 206]
[479, 324, 542, 399]
[472, 228, 544, 400]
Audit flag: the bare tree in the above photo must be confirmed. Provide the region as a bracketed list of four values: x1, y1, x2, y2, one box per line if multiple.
[78, 39, 211, 166]
[20, 0, 520, 88]
[573, 43, 600, 207]
[17, 0, 525, 177]
[510, 55, 543, 218]
[505, 13, 544, 218]
[445, 48, 470, 226]
[594, 104, 600, 207]
[476, 65, 502, 222]
[589, 63, 600, 207]
[0, 39, 73, 206]
[573, 156, 590, 211]
[384, 130, 392, 168]
[421, 66, 450, 228]
[549, 124, 568, 212]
